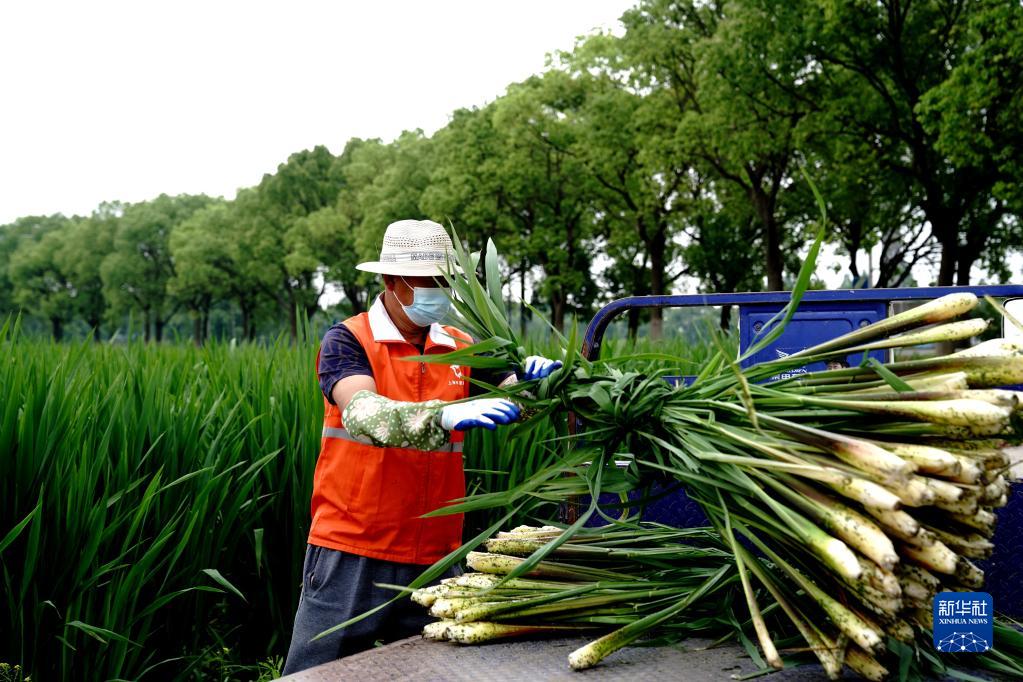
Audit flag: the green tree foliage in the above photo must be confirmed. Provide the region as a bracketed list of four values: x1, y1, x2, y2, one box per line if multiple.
[307, 133, 438, 316]
[804, 143, 932, 288]
[681, 198, 765, 330]
[421, 107, 525, 328]
[498, 76, 602, 332]
[60, 205, 120, 338]
[465, 79, 599, 331]
[421, 107, 504, 237]
[244, 146, 347, 338]
[349, 131, 435, 263]
[289, 204, 369, 317]
[424, 87, 602, 333]
[9, 219, 76, 340]
[804, 0, 1023, 285]
[0, 215, 69, 322]
[168, 199, 232, 345]
[553, 38, 702, 338]
[614, 0, 817, 292]
[917, 0, 1023, 282]
[101, 194, 213, 341]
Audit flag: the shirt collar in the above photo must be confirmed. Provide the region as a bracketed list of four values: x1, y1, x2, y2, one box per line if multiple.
[367, 294, 458, 349]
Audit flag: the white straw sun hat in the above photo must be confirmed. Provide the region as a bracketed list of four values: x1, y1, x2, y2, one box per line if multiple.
[355, 219, 462, 276]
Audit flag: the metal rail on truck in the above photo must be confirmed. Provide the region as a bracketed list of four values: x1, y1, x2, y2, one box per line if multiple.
[576, 284, 1023, 617]
[582, 285, 1023, 365]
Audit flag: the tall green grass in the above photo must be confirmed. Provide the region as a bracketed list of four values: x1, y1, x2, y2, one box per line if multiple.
[0, 312, 718, 680]
[0, 318, 320, 680]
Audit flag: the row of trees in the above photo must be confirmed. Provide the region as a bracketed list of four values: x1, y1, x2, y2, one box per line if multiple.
[3, 0, 1022, 342]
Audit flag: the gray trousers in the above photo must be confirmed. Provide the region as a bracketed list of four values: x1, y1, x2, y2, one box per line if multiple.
[282, 544, 457, 676]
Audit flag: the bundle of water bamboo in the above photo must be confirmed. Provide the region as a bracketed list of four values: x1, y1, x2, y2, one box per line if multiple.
[414, 524, 737, 652]
[407, 228, 1023, 678]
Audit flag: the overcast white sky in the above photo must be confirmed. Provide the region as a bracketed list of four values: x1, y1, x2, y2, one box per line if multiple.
[0, 0, 634, 226]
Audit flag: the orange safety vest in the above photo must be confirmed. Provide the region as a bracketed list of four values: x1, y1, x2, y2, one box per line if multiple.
[307, 297, 473, 564]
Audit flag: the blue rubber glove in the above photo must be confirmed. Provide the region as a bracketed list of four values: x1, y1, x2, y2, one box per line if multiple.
[439, 398, 521, 431]
[521, 355, 563, 381]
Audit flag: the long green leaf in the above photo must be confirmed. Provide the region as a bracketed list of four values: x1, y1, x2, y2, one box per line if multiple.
[0, 500, 39, 555]
[66, 620, 140, 647]
[202, 568, 246, 602]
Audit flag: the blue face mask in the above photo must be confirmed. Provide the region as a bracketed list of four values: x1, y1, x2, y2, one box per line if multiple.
[399, 278, 451, 327]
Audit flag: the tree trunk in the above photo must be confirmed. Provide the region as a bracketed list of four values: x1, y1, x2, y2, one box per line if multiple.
[550, 290, 565, 334]
[51, 317, 63, 342]
[648, 238, 666, 340]
[750, 188, 783, 290]
[956, 220, 991, 287]
[925, 205, 961, 286]
[144, 309, 151, 343]
[764, 213, 783, 291]
[193, 315, 203, 346]
[720, 305, 732, 331]
[846, 227, 862, 284]
[519, 267, 528, 340]
[239, 299, 255, 342]
[155, 317, 164, 343]
[937, 234, 958, 286]
[955, 259, 973, 287]
[88, 317, 102, 342]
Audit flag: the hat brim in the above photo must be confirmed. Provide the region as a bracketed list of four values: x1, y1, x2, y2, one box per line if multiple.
[356, 261, 463, 277]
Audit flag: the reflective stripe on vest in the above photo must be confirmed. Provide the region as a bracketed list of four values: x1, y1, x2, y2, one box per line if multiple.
[322, 425, 464, 453]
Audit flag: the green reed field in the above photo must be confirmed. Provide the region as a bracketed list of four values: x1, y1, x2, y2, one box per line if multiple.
[0, 316, 719, 681]
[1, 319, 322, 680]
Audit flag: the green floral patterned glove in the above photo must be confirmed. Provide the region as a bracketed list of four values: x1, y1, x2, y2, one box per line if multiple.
[342, 389, 449, 451]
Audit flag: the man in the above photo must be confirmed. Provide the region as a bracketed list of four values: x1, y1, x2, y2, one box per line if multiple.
[283, 219, 561, 674]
